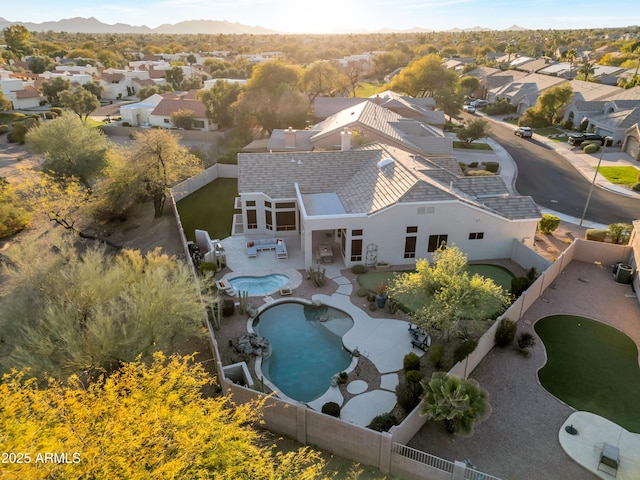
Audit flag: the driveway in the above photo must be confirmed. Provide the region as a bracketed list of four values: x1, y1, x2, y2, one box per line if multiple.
[408, 260, 640, 480]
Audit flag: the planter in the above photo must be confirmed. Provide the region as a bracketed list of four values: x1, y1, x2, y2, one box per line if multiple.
[376, 294, 387, 308]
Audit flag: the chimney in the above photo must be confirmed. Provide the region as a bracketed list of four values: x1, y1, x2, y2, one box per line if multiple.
[341, 128, 352, 151]
[284, 126, 295, 149]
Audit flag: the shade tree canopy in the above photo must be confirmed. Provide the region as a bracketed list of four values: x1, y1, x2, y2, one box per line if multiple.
[0, 353, 330, 479]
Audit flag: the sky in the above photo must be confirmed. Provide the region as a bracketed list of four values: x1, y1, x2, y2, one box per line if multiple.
[5, 0, 640, 34]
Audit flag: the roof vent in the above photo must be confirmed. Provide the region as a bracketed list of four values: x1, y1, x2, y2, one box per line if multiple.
[377, 158, 394, 169]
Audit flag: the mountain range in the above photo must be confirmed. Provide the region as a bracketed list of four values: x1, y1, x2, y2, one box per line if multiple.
[0, 17, 528, 35]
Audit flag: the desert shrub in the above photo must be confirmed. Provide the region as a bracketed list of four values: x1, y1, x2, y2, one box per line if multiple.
[453, 338, 478, 364]
[468, 161, 478, 168]
[221, 299, 235, 317]
[356, 286, 369, 297]
[49, 107, 63, 116]
[486, 100, 516, 116]
[582, 142, 599, 154]
[368, 413, 398, 432]
[0, 125, 9, 135]
[403, 352, 421, 372]
[458, 162, 467, 171]
[516, 332, 536, 355]
[351, 264, 367, 274]
[495, 318, 517, 347]
[396, 381, 423, 412]
[579, 119, 588, 132]
[483, 161, 499, 173]
[321, 402, 341, 417]
[632, 182, 640, 192]
[607, 223, 633, 245]
[466, 170, 494, 176]
[8, 122, 27, 144]
[511, 276, 531, 296]
[428, 344, 445, 369]
[538, 213, 560, 234]
[585, 229, 607, 242]
[405, 370, 423, 384]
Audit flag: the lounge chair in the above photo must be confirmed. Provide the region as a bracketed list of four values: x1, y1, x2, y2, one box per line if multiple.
[411, 334, 431, 352]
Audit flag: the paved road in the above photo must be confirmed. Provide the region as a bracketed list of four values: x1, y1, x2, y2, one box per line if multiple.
[479, 117, 640, 225]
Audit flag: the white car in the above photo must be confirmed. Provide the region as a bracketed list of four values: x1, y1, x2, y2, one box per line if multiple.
[463, 104, 476, 113]
[514, 126, 533, 138]
[471, 99, 489, 108]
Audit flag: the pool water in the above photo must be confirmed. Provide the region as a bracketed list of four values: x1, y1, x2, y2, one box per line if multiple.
[229, 274, 289, 296]
[253, 302, 354, 402]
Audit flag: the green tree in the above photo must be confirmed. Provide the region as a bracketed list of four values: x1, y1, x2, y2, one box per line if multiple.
[389, 54, 458, 98]
[198, 79, 243, 129]
[389, 244, 509, 340]
[41, 76, 72, 106]
[301, 61, 347, 103]
[578, 60, 595, 81]
[82, 80, 104, 99]
[458, 76, 480, 98]
[0, 353, 329, 479]
[59, 88, 101, 122]
[504, 43, 517, 63]
[0, 234, 214, 381]
[0, 89, 12, 111]
[3, 25, 33, 57]
[170, 108, 195, 129]
[137, 83, 174, 100]
[420, 372, 491, 436]
[457, 118, 491, 144]
[165, 66, 185, 89]
[534, 82, 574, 125]
[105, 129, 203, 217]
[27, 55, 54, 74]
[25, 112, 108, 188]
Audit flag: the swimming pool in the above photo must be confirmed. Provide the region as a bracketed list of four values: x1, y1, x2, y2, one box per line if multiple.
[229, 274, 289, 296]
[253, 301, 354, 402]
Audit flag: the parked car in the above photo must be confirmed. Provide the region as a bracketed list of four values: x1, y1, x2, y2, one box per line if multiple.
[471, 99, 489, 108]
[463, 104, 476, 113]
[514, 126, 533, 138]
[568, 133, 604, 146]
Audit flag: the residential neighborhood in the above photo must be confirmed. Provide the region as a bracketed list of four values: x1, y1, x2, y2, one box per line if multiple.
[2, 17, 640, 480]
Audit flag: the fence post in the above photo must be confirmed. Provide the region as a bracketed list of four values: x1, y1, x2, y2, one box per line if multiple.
[379, 432, 392, 473]
[452, 460, 467, 480]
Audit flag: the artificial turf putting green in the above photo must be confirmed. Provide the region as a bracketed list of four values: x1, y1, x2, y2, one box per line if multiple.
[535, 314, 640, 433]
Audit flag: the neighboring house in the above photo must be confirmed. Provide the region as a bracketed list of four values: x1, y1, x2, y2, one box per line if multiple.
[97, 71, 128, 100]
[236, 142, 540, 269]
[623, 123, 640, 161]
[0, 77, 41, 109]
[308, 100, 452, 155]
[119, 91, 213, 130]
[487, 73, 566, 114]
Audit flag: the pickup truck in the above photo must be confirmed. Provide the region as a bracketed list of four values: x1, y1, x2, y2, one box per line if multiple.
[568, 133, 604, 146]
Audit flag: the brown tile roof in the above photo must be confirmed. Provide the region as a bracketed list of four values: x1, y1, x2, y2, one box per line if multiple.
[14, 85, 40, 99]
[151, 97, 207, 118]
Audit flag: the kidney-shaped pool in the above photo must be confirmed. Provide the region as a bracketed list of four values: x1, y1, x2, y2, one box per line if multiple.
[252, 301, 354, 403]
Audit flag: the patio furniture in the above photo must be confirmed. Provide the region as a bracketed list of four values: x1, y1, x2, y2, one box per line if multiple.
[215, 280, 236, 296]
[598, 443, 619, 477]
[246, 238, 287, 258]
[408, 323, 426, 339]
[411, 334, 431, 352]
[318, 244, 333, 263]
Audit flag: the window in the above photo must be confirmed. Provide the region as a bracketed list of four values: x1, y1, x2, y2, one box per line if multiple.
[276, 201, 296, 209]
[428, 234, 448, 252]
[351, 239, 362, 262]
[469, 232, 484, 240]
[265, 201, 272, 208]
[246, 200, 256, 207]
[404, 236, 417, 258]
[246, 210, 257, 230]
[164, 118, 170, 124]
[406, 226, 418, 234]
[275, 211, 296, 231]
[265, 210, 272, 230]
[193, 120, 205, 129]
[352, 229, 363, 236]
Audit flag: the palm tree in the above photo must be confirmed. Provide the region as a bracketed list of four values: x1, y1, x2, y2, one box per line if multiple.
[564, 48, 578, 79]
[578, 60, 595, 82]
[420, 372, 491, 436]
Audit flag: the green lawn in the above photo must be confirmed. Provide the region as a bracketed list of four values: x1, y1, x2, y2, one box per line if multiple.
[453, 141, 493, 151]
[176, 178, 238, 242]
[533, 127, 563, 136]
[355, 82, 385, 98]
[596, 166, 639, 186]
[357, 264, 514, 313]
[535, 315, 640, 433]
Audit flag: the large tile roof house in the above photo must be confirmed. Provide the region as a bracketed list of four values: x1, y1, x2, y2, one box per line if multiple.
[237, 142, 540, 268]
[119, 91, 213, 130]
